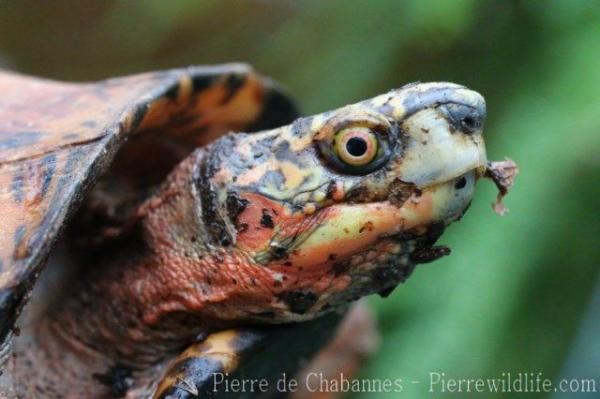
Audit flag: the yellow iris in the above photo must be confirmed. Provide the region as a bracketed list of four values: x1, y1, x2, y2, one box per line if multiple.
[333, 127, 378, 166]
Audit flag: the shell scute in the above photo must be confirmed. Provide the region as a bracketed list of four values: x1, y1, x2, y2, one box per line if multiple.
[0, 65, 299, 349]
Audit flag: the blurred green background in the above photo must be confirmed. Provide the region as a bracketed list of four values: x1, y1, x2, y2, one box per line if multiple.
[1, 1, 598, 397]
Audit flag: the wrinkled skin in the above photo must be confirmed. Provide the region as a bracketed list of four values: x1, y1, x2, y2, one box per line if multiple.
[7, 82, 491, 397]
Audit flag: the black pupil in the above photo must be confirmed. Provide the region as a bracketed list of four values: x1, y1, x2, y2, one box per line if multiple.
[346, 137, 368, 157]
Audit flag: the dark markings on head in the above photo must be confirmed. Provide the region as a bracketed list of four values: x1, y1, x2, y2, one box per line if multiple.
[221, 74, 247, 104]
[273, 139, 291, 161]
[421, 222, 446, 246]
[372, 266, 410, 292]
[260, 209, 274, 229]
[196, 144, 232, 246]
[345, 185, 369, 203]
[254, 135, 277, 152]
[226, 191, 250, 229]
[93, 364, 133, 398]
[388, 179, 417, 207]
[0, 131, 41, 150]
[277, 291, 318, 314]
[273, 139, 310, 168]
[247, 87, 300, 132]
[268, 243, 288, 261]
[332, 261, 350, 277]
[259, 170, 286, 191]
[290, 116, 313, 137]
[401, 86, 467, 119]
[408, 222, 448, 264]
[325, 181, 337, 200]
[378, 285, 397, 298]
[410, 245, 451, 264]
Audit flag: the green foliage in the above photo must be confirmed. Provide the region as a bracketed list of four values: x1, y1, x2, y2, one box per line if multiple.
[0, 1, 598, 397]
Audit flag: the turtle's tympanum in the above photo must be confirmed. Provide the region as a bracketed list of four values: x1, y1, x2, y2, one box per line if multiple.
[0, 64, 516, 398]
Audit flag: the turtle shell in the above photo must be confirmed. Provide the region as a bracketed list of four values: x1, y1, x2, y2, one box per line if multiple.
[0, 64, 299, 350]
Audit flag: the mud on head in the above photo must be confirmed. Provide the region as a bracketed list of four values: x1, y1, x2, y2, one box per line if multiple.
[199, 82, 488, 321]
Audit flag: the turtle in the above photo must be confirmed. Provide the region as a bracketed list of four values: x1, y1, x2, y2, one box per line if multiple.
[0, 64, 517, 398]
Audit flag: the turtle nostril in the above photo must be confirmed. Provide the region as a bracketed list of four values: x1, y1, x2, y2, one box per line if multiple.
[442, 102, 486, 134]
[462, 116, 475, 130]
[454, 177, 467, 189]
[456, 109, 482, 134]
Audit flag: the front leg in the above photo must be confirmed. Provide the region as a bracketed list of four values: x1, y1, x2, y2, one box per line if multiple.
[151, 313, 345, 399]
[151, 304, 377, 399]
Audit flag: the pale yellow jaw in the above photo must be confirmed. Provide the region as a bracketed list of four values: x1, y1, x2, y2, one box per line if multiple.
[287, 172, 477, 270]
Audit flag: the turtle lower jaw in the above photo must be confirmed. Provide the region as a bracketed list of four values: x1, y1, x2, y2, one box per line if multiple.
[390, 169, 479, 228]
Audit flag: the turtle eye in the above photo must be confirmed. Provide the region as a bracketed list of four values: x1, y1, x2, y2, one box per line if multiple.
[318, 124, 393, 175]
[334, 128, 378, 166]
[316, 113, 395, 175]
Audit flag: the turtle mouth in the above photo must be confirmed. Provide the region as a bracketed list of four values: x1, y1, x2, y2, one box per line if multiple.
[279, 173, 479, 312]
[306, 159, 517, 308]
[272, 169, 478, 272]
[427, 164, 487, 188]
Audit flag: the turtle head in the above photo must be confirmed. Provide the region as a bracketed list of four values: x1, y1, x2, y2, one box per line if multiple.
[194, 82, 489, 321]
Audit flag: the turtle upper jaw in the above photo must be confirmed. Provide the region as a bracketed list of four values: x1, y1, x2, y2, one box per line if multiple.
[394, 104, 488, 191]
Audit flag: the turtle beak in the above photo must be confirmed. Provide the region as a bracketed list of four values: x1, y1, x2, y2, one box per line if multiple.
[396, 94, 488, 189]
